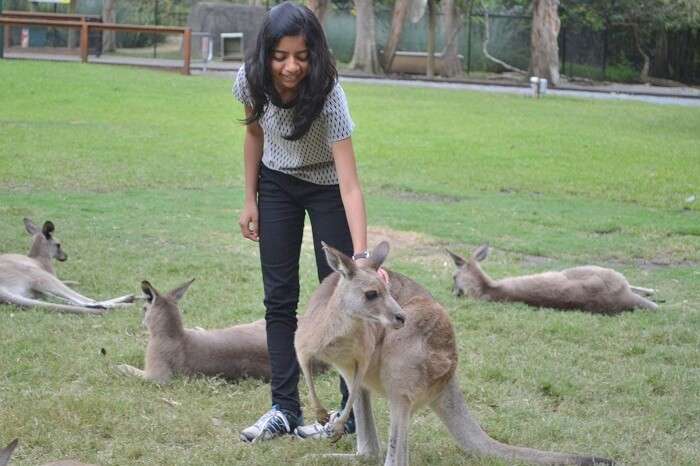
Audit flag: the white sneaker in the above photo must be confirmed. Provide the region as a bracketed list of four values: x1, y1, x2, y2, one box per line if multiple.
[294, 410, 350, 439]
[240, 405, 293, 443]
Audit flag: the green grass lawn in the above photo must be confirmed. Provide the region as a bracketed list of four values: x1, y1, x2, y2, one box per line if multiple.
[0, 60, 699, 466]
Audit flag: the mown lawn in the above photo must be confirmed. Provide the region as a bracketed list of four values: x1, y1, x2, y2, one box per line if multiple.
[0, 60, 698, 466]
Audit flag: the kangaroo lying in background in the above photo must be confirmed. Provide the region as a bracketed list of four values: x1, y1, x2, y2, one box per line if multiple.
[0, 218, 134, 315]
[116, 279, 271, 384]
[295, 242, 613, 466]
[0, 439, 95, 466]
[447, 245, 658, 314]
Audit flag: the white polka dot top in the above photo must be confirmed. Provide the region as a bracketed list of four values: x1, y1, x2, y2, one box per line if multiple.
[233, 65, 355, 185]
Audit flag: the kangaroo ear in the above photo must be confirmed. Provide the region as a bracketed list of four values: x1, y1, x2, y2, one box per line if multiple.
[141, 280, 158, 303]
[0, 438, 19, 466]
[24, 218, 39, 236]
[322, 241, 356, 279]
[41, 221, 55, 239]
[473, 244, 490, 262]
[368, 241, 390, 270]
[167, 278, 195, 302]
[446, 249, 466, 267]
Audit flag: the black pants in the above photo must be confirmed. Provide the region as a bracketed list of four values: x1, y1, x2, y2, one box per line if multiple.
[258, 164, 353, 419]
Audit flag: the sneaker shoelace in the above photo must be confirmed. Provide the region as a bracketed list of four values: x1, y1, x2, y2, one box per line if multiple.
[254, 408, 290, 439]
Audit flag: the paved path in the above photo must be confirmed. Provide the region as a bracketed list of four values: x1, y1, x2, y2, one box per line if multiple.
[5, 50, 700, 107]
[339, 76, 700, 107]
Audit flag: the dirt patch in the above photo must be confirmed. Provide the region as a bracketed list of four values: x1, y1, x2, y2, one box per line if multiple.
[301, 224, 449, 267]
[367, 226, 439, 254]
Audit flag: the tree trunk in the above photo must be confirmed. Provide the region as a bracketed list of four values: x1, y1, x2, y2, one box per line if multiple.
[530, 0, 560, 86]
[441, 0, 464, 77]
[102, 0, 117, 53]
[652, 28, 669, 78]
[631, 23, 650, 83]
[307, 0, 329, 26]
[426, 0, 436, 77]
[349, 0, 382, 74]
[383, 0, 410, 72]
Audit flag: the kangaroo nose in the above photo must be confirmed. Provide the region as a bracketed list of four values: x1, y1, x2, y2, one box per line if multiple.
[394, 313, 406, 328]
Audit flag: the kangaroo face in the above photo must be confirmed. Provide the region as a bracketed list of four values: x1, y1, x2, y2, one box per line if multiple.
[324, 241, 406, 330]
[47, 233, 67, 262]
[340, 269, 406, 330]
[25, 219, 68, 262]
[447, 247, 489, 299]
[452, 266, 480, 298]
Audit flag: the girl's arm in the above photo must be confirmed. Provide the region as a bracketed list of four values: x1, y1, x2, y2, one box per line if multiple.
[239, 105, 264, 241]
[332, 137, 367, 256]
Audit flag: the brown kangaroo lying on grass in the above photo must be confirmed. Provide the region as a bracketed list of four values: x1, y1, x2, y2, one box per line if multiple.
[447, 245, 658, 314]
[295, 242, 613, 466]
[0, 218, 134, 315]
[0, 439, 95, 466]
[116, 279, 271, 384]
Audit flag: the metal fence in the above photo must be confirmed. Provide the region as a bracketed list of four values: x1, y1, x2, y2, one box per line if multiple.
[323, 5, 698, 84]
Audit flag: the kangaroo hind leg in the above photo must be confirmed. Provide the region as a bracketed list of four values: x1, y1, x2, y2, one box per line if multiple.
[354, 388, 380, 460]
[0, 288, 106, 315]
[384, 394, 411, 466]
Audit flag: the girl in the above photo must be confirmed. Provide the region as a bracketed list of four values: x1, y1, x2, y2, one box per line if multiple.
[234, 1, 378, 442]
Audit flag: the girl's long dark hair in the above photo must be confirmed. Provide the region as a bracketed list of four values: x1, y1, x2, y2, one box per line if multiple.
[244, 1, 337, 141]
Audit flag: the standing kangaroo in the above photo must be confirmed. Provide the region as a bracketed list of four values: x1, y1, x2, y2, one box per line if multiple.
[116, 279, 271, 384]
[0, 218, 134, 315]
[295, 242, 613, 466]
[447, 245, 658, 314]
[0, 439, 95, 466]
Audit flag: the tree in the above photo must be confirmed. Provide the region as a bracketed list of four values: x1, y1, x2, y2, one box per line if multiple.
[530, 0, 560, 85]
[383, 0, 411, 71]
[441, 0, 468, 77]
[561, 0, 700, 82]
[480, 1, 527, 75]
[349, 0, 382, 73]
[307, 0, 330, 25]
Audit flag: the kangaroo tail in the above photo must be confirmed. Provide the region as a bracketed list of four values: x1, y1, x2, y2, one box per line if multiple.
[631, 293, 659, 311]
[431, 376, 614, 465]
[0, 289, 107, 315]
[629, 286, 655, 297]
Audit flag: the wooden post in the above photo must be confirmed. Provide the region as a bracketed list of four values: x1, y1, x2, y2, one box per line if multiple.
[80, 19, 88, 62]
[182, 27, 191, 75]
[0, 0, 4, 59]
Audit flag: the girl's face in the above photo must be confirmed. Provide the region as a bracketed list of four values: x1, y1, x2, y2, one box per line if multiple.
[270, 35, 310, 98]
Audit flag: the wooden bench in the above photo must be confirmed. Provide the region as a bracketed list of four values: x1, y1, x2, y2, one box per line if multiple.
[386, 51, 464, 76]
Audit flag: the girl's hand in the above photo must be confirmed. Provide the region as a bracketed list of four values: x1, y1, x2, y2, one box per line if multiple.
[239, 201, 259, 241]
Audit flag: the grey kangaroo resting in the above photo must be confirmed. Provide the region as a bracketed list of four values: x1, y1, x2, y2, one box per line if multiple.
[0, 218, 134, 315]
[117, 279, 271, 384]
[447, 245, 658, 314]
[295, 242, 613, 466]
